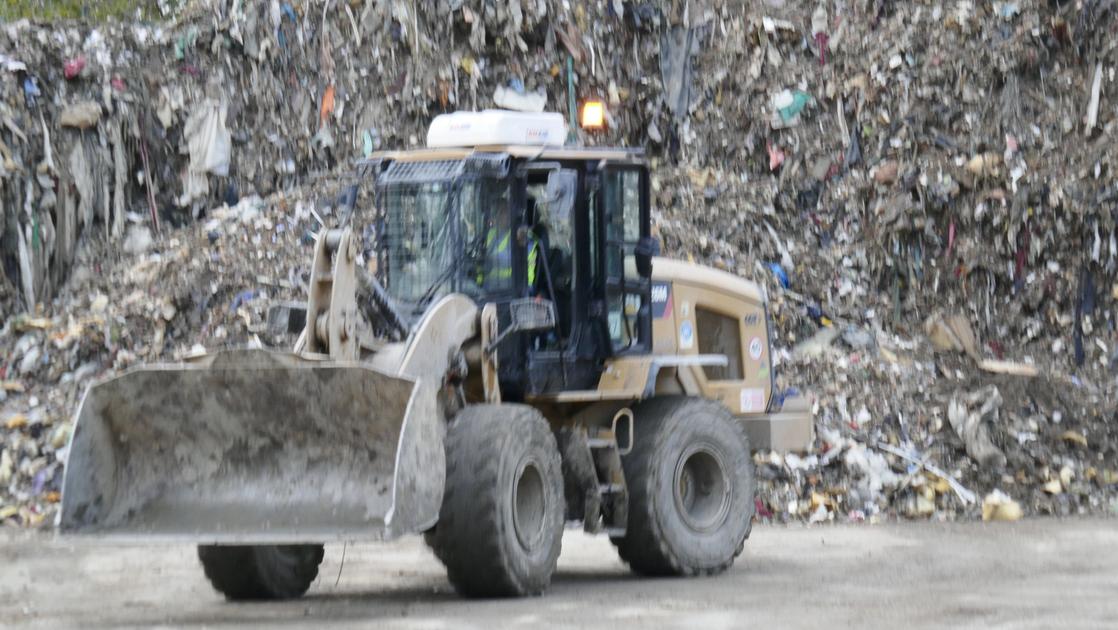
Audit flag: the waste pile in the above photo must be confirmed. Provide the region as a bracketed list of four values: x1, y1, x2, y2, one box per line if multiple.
[1, 0, 664, 313]
[647, 0, 1118, 523]
[3, 0, 1118, 527]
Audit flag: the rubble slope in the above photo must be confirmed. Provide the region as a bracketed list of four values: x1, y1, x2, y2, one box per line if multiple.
[2, 1, 1117, 527]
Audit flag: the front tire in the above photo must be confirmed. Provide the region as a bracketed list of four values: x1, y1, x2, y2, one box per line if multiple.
[611, 396, 754, 576]
[427, 404, 564, 597]
[197, 544, 324, 600]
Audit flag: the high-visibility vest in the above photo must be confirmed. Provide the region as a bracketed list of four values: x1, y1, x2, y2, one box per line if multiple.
[479, 228, 538, 287]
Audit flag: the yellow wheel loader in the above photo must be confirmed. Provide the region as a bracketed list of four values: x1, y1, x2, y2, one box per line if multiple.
[59, 111, 812, 600]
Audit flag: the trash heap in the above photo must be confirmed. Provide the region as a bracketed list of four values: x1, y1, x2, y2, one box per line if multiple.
[3, 0, 1118, 527]
[1, 0, 665, 314]
[653, 154, 1118, 523]
[646, 0, 1118, 523]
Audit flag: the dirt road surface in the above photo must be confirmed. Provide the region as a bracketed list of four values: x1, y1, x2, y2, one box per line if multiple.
[2, 519, 1115, 629]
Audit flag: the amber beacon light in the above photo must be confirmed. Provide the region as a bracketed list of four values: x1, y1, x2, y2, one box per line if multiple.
[580, 100, 605, 130]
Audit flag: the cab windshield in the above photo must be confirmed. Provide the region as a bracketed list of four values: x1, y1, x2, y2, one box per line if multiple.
[379, 173, 511, 310]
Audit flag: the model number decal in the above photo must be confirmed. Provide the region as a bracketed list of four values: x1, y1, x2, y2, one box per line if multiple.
[651, 282, 672, 319]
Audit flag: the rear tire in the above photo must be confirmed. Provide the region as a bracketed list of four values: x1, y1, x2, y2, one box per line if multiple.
[611, 396, 754, 576]
[197, 544, 324, 600]
[427, 404, 564, 597]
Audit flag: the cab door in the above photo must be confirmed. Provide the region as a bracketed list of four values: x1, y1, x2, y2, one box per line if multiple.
[596, 162, 651, 355]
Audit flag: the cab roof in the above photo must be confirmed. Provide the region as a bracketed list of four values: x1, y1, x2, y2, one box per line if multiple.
[369, 145, 646, 164]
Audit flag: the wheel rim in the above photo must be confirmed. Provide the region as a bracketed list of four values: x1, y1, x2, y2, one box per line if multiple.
[673, 446, 731, 532]
[512, 461, 546, 550]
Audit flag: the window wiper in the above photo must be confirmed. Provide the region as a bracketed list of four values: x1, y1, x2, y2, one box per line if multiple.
[414, 263, 457, 312]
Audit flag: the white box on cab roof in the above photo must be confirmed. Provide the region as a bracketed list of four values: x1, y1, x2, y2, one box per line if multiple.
[427, 110, 567, 148]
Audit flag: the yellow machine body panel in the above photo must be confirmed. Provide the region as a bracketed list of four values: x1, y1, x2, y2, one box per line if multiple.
[649, 257, 773, 415]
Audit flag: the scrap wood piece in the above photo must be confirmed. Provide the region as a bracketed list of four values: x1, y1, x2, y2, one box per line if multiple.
[555, 23, 583, 63]
[60, 101, 102, 130]
[978, 359, 1039, 377]
[925, 311, 980, 359]
[3, 115, 28, 143]
[1061, 430, 1088, 448]
[982, 490, 1023, 521]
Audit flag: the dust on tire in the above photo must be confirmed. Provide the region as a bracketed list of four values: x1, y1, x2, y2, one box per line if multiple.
[427, 404, 565, 597]
[197, 544, 325, 600]
[611, 396, 755, 576]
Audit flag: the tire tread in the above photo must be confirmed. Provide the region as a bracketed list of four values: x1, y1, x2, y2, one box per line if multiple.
[611, 396, 753, 577]
[198, 544, 324, 600]
[429, 404, 564, 597]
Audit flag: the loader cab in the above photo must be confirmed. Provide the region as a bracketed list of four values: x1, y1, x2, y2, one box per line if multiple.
[368, 146, 654, 400]
[514, 157, 654, 398]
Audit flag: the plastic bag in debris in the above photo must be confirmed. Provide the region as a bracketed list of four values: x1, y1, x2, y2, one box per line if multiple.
[843, 444, 900, 510]
[179, 98, 232, 205]
[949, 387, 1008, 470]
[494, 86, 547, 113]
[770, 89, 812, 128]
[660, 25, 701, 119]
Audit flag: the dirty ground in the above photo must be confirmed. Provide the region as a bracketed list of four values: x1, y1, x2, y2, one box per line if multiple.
[3, 0, 1118, 528]
[2, 521, 1117, 629]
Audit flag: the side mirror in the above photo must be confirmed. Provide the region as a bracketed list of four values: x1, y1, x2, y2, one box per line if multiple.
[486, 298, 556, 352]
[634, 236, 659, 278]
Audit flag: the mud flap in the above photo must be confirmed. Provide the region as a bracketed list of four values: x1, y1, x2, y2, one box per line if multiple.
[58, 349, 437, 543]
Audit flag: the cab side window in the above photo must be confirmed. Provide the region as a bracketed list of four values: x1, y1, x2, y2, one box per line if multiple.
[696, 307, 744, 381]
[602, 168, 645, 351]
[527, 170, 577, 338]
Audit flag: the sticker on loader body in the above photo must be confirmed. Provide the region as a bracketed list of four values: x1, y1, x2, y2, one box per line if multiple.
[741, 388, 765, 412]
[679, 320, 694, 349]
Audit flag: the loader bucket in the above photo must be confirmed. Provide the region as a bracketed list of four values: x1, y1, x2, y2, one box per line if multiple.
[59, 349, 434, 543]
